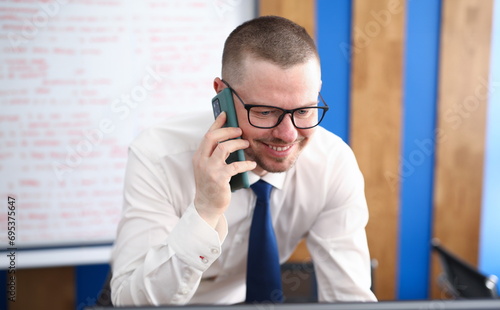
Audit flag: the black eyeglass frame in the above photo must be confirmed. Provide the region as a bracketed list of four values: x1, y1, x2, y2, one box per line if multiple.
[221, 79, 329, 130]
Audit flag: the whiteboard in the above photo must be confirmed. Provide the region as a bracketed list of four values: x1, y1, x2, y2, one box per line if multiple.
[0, 0, 255, 260]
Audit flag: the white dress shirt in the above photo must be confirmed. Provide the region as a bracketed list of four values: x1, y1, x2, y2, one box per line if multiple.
[110, 111, 377, 306]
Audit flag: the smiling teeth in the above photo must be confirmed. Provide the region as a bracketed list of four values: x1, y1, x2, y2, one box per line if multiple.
[270, 145, 291, 152]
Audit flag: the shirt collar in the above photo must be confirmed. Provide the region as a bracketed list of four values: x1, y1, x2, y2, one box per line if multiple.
[247, 171, 287, 191]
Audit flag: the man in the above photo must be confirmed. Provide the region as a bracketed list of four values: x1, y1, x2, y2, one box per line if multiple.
[111, 15, 376, 306]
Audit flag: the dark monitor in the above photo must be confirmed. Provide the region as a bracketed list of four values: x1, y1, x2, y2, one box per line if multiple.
[86, 299, 500, 310]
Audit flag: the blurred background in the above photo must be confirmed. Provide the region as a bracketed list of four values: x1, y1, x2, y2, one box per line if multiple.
[0, 0, 499, 309]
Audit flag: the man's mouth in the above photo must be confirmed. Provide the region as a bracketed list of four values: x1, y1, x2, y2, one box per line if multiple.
[268, 145, 292, 152]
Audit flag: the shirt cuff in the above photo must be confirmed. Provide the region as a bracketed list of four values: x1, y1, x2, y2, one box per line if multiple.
[167, 204, 228, 271]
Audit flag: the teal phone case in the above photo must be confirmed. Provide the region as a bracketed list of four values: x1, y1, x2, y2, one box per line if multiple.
[211, 88, 250, 191]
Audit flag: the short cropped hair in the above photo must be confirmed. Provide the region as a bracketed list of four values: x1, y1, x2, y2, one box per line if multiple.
[222, 15, 319, 84]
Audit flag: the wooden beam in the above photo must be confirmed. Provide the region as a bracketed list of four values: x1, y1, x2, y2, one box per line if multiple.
[350, 0, 405, 300]
[259, 0, 316, 39]
[10, 267, 75, 310]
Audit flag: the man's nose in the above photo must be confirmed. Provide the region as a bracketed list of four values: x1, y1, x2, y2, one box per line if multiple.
[271, 114, 298, 143]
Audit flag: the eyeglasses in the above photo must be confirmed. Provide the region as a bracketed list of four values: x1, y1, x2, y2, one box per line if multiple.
[222, 80, 329, 129]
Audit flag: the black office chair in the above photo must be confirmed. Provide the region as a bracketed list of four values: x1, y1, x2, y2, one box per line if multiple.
[280, 258, 378, 303]
[95, 271, 113, 306]
[431, 238, 498, 299]
[281, 261, 318, 303]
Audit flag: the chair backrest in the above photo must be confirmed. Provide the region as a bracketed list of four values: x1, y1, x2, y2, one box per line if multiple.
[281, 261, 318, 303]
[432, 238, 498, 299]
[95, 271, 113, 307]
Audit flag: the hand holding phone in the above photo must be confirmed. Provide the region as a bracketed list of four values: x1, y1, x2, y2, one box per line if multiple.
[211, 88, 250, 191]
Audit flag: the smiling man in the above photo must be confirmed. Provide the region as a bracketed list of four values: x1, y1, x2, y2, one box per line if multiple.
[110, 16, 376, 306]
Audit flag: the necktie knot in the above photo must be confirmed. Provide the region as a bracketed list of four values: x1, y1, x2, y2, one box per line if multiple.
[251, 179, 273, 203]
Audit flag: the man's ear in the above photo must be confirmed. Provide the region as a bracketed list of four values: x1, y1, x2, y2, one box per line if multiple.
[213, 77, 225, 94]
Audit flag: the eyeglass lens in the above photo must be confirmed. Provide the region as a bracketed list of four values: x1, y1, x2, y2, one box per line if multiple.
[248, 106, 325, 129]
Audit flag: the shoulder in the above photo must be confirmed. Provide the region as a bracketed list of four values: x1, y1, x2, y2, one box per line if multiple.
[294, 126, 362, 185]
[130, 111, 213, 159]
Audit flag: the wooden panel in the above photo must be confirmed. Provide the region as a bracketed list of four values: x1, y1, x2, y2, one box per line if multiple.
[259, 0, 316, 263]
[287, 240, 311, 262]
[350, 0, 405, 300]
[10, 267, 75, 310]
[431, 0, 493, 299]
[259, 0, 316, 39]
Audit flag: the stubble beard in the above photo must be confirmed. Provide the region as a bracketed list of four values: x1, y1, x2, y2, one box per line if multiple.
[245, 138, 306, 174]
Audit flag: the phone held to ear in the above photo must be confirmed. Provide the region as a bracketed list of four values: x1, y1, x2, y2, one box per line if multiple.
[211, 88, 250, 191]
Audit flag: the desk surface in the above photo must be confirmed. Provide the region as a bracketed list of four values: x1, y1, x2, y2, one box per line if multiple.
[87, 299, 500, 310]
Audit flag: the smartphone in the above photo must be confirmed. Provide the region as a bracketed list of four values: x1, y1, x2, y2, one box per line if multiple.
[211, 88, 250, 191]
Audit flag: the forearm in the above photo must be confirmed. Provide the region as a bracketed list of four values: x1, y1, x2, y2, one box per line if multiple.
[111, 243, 206, 305]
[111, 204, 228, 306]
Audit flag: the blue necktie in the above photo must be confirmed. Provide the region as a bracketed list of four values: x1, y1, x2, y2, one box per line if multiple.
[246, 179, 283, 303]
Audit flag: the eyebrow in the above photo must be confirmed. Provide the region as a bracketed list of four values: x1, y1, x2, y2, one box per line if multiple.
[224, 80, 323, 109]
[244, 99, 320, 109]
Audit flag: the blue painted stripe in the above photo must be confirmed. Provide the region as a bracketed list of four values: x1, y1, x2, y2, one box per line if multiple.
[76, 264, 110, 309]
[479, 0, 500, 296]
[316, 0, 352, 143]
[398, 0, 442, 299]
[1, 270, 7, 309]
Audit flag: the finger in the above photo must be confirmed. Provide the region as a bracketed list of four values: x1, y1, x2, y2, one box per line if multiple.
[198, 127, 243, 159]
[228, 160, 257, 176]
[212, 138, 249, 161]
[209, 112, 244, 141]
[208, 111, 227, 132]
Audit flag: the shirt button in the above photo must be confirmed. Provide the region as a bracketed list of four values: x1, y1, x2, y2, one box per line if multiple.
[202, 258, 209, 264]
[179, 287, 189, 295]
[211, 248, 219, 254]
